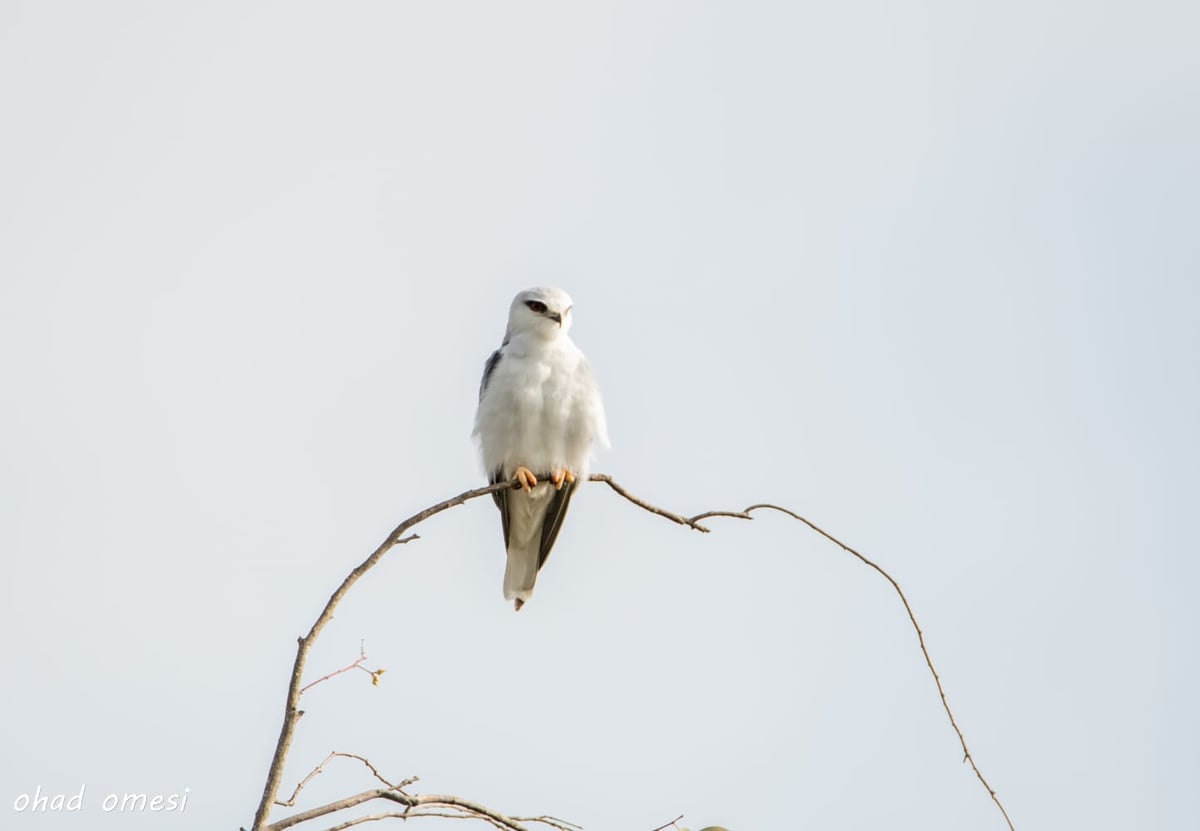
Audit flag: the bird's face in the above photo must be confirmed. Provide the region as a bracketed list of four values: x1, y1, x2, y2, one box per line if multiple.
[508, 287, 574, 338]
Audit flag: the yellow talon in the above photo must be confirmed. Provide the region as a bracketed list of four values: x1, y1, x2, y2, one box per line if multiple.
[514, 466, 538, 492]
[550, 469, 576, 490]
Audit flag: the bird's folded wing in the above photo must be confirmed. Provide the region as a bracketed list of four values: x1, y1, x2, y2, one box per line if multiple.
[537, 479, 576, 569]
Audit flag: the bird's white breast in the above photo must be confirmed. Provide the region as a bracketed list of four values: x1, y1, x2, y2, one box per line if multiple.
[474, 333, 602, 481]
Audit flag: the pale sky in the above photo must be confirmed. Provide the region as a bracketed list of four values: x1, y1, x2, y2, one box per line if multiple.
[2, 2, 1197, 830]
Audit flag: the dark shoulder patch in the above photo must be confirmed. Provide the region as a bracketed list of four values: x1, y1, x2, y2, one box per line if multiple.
[479, 349, 503, 401]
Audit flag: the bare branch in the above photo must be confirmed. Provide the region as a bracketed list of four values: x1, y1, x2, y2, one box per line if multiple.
[316, 810, 511, 831]
[273, 752, 578, 831]
[253, 474, 1015, 831]
[587, 473, 711, 532]
[329, 753, 411, 790]
[299, 641, 379, 695]
[252, 480, 519, 830]
[277, 752, 336, 808]
[269, 786, 538, 831]
[270, 789, 390, 831]
[400, 808, 509, 831]
[682, 500, 1016, 831]
[401, 794, 532, 831]
[315, 812, 408, 831]
[585, 478, 1015, 830]
[648, 815, 685, 831]
[277, 751, 414, 808]
[511, 817, 584, 831]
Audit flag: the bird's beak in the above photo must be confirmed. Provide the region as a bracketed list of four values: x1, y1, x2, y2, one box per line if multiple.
[549, 312, 563, 327]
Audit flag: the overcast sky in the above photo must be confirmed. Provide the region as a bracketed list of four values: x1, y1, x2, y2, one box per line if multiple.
[2, 2, 1197, 830]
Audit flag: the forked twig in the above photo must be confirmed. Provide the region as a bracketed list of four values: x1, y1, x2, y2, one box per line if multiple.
[299, 640, 383, 695]
[277, 751, 414, 808]
[648, 814, 685, 831]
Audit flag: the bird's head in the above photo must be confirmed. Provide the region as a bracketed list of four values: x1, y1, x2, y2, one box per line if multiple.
[506, 287, 574, 339]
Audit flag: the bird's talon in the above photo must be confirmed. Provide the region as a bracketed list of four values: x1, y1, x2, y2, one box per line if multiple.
[550, 468, 575, 490]
[514, 466, 538, 492]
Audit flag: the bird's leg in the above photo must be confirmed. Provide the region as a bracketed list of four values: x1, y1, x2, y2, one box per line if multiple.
[550, 469, 576, 491]
[513, 466, 538, 493]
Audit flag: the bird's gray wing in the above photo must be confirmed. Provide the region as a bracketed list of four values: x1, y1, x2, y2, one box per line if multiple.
[479, 348, 503, 401]
[489, 466, 511, 547]
[490, 468, 576, 571]
[536, 479, 576, 570]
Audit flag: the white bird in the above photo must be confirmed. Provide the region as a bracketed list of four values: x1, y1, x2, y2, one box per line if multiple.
[473, 287, 609, 611]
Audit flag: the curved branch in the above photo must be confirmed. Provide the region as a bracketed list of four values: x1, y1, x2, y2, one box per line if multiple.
[587, 474, 711, 531]
[657, 498, 1016, 831]
[252, 474, 1015, 831]
[588, 478, 1015, 830]
[252, 480, 522, 831]
[267, 787, 531, 831]
[744, 502, 1012, 828]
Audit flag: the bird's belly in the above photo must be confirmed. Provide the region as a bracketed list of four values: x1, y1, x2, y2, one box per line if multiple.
[505, 375, 577, 474]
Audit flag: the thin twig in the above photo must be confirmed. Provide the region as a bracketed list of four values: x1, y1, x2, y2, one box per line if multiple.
[648, 815, 685, 831]
[277, 751, 414, 808]
[330, 753, 412, 790]
[687, 500, 1016, 831]
[315, 812, 408, 831]
[589, 478, 1014, 829]
[587, 474, 711, 532]
[511, 817, 584, 831]
[276, 752, 335, 808]
[300, 642, 372, 694]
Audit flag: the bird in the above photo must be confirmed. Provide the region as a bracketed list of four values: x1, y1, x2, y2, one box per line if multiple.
[473, 287, 608, 611]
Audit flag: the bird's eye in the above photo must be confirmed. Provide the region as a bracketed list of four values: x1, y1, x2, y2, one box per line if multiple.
[525, 300, 547, 314]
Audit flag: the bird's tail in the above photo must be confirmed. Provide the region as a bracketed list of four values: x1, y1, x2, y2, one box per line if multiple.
[503, 540, 539, 611]
[502, 483, 553, 611]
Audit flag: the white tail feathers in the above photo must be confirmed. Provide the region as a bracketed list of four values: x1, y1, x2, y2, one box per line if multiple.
[503, 542, 539, 605]
[502, 483, 555, 610]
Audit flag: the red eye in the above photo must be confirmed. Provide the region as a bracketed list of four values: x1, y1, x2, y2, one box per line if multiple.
[526, 300, 547, 314]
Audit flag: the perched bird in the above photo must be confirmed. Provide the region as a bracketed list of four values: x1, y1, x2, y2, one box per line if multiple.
[473, 287, 608, 610]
